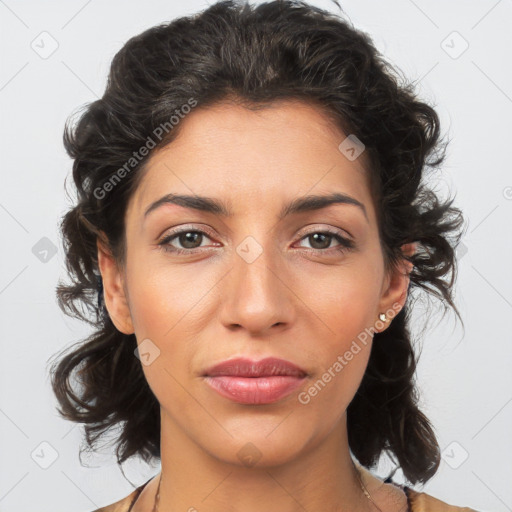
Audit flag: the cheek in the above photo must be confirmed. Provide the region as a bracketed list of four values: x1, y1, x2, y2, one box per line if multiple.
[302, 311, 374, 418]
[125, 256, 199, 337]
[302, 262, 381, 393]
[124, 256, 204, 385]
[310, 265, 382, 341]
[127, 272, 196, 409]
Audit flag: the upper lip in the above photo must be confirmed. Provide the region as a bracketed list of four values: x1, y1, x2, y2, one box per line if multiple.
[203, 357, 308, 378]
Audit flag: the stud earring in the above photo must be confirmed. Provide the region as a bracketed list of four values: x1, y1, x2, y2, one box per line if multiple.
[378, 313, 387, 322]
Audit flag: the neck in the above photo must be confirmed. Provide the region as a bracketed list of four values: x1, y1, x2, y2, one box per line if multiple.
[153, 408, 372, 512]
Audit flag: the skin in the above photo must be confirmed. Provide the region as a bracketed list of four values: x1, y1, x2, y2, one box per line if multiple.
[97, 100, 414, 512]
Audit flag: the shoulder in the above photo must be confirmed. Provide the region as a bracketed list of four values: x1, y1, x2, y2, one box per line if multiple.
[90, 486, 141, 512]
[407, 487, 479, 512]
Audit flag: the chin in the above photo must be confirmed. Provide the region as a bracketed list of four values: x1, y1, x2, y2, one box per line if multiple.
[200, 421, 315, 469]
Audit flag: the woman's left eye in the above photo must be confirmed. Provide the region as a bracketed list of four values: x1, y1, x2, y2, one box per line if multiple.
[157, 228, 354, 255]
[296, 231, 355, 253]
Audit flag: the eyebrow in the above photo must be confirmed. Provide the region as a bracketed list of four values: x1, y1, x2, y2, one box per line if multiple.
[143, 192, 368, 222]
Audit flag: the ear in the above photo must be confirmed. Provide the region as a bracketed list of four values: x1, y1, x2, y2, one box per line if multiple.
[96, 236, 134, 335]
[375, 242, 416, 333]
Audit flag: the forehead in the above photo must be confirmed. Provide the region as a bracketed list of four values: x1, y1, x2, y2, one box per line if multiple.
[128, 100, 374, 221]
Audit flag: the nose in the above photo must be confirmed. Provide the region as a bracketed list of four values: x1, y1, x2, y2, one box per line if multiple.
[219, 239, 295, 336]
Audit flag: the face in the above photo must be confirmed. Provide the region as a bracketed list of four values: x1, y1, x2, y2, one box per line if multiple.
[98, 100, 410, 467]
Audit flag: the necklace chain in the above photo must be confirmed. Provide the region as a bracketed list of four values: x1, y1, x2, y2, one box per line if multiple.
[151, 459, 382, 512]
[352, 459, 384, 512]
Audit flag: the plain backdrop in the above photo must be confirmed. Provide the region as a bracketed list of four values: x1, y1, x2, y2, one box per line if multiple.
[0, 1, 511, 511]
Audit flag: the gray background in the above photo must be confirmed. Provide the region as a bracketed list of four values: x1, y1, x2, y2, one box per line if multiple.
[0, 1, 511, 511]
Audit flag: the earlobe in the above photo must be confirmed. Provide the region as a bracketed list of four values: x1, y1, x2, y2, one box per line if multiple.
[96, 237, 134, 335]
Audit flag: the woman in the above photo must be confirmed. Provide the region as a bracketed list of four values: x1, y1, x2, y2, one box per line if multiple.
[50, 1, 478, 510]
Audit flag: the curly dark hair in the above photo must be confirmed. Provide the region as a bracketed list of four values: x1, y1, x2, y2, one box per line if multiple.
[48, 0, 466, 486]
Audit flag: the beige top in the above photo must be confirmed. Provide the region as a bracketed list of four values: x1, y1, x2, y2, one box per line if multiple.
[93, 465, 479, 512]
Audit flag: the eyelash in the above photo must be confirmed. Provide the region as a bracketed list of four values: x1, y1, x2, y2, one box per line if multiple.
[157, 226, 355, 256]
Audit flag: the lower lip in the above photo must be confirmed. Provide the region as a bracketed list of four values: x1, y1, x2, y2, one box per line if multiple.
[204, 375, 306, 404]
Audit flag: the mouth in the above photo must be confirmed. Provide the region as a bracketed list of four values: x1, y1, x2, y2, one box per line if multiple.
[202, 357, 308, 405]
[203, 356, 308, 378]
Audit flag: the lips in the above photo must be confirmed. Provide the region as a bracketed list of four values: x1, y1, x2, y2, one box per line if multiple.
[203, 357, 307, 378]
[203, 357, 308, 405]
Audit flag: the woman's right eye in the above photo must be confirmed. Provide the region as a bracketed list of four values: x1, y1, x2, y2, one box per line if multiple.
[158, 229, 215, 254]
